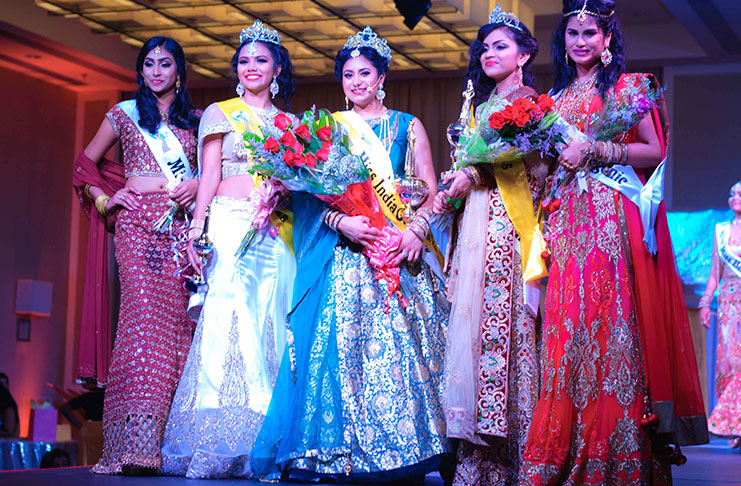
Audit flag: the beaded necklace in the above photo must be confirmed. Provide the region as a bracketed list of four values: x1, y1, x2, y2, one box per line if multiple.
[496, 82, 524, 99]
[556, 71, 598, 127]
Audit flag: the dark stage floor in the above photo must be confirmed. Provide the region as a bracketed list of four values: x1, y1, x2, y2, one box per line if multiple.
[2, 439, 739, 486]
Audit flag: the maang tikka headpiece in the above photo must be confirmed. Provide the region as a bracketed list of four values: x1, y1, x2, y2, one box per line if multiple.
[240, 20, 281, 56]
[343, 26, 392, 61]
[489, 3, 522, 31]
[565, 0, 614, 25]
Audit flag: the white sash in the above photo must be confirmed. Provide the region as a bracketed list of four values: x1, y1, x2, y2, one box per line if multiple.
[118, 100, 194, 188]
[589, 159, 665, 254]
[717, 222, 741, 279]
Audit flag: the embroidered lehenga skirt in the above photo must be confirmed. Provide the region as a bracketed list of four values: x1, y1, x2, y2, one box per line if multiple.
[520, 179, 671, 486]
[160, 195, 295, 478]
[92, 192, 193, 474]
[445, 186, 540, 486]
[278, 242, 450, 481]
[708, 270, 741, 438]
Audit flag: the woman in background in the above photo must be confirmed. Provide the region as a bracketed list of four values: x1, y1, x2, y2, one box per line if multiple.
[700, 181, 741, 448]
[75, 36, 200, 475]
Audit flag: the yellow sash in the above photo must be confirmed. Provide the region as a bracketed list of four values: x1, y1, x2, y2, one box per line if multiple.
[333, 111, 443, 267]
[492, 162, 547, 282]
[216, 98, 294, 256]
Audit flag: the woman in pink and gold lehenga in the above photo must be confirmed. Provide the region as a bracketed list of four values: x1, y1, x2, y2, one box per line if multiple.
[700, 181, 741, 448]
[520, 1, 708, 485]
[74, 37, 200, 475]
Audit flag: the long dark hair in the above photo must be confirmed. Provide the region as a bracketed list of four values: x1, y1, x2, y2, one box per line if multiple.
[466, 22, 539, 107]
[334, 46, 390, 79]
[135, 37, 199, 135]
[552, 0, 625, 97]
[231, 41, 296, 107]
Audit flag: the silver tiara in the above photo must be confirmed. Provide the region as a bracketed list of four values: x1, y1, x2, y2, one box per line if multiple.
[564, 0, 614, 25]
[239, 20, 281, 46]
[343, 26, 392, 61]
[489, 3, 522, 31]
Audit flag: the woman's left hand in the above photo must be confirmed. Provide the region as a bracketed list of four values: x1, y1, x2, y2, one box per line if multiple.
[392, 228, 425, 266]
[445, 169, 473, 200]
[170, 178, 199, 207]
[557, 141, 587, 171]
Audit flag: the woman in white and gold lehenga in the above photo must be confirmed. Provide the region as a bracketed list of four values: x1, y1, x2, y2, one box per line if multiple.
[159, 21, 295, 479]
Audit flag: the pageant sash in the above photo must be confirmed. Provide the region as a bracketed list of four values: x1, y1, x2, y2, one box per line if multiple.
[333, 110, 444, 266]
[590, 159, 665, 254]
[117, 100, 193, 187]
[216, 98, 294, 254]
[717, 222, 741, 279]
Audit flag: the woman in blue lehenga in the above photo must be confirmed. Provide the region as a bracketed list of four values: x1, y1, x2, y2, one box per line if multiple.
[251, 26, 450, 482]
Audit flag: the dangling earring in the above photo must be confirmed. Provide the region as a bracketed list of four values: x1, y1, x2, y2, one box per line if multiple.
[236, 82, 245, 97]
[175, 76, 181, 93]
[565, 49, 570, 65]
[601, 48, 613, 66]
[517, 65, 523, 86]
[269, 76, 279, 99]
[345, 95, 350, 110]
[375, 83, 386, 103]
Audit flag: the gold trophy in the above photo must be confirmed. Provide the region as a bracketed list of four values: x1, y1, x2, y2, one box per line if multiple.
[395, 119, 429, 222]
[190, 205, 214, 287]
[441, 79, 475, 189]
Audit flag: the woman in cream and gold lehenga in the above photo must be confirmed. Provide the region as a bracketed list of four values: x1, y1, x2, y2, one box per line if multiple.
[251, 26, 450, 483]
[433, 5, 548, 485]
[159, 21, 295, 479]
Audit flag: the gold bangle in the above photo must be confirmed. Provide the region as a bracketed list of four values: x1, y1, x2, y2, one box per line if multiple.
[94, 194, 110, 216]
[83, 184, 92, 199]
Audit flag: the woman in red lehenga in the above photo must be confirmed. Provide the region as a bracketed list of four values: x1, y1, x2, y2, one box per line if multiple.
[520, 1, 708, 485]
[73, 37, 200, 475]
[700, 181, 741, 447]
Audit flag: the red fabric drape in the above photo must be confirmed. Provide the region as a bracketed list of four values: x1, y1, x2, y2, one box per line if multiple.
[617, 74, 707, 445]
[72, 151, 125, 385]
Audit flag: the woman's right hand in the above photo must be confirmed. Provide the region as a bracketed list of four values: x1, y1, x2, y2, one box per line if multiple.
[433, 191, 456, 214]
[336, 215, 382, 249]
[700, 307, 712, 329]
[186, 239, 202, 275]
[107, 186, 142, 212]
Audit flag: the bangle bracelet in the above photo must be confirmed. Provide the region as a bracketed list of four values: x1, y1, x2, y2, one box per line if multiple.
[94, 194, 110, 216]
[462, 168, 476, 186]
[698, 293, 713, 308]
[83, 184, 92, 199]
[407, 222, 427, 241]
[468, 166, 483, 186]
[188, 227, 203, 240]
[190, 219, 205, 231]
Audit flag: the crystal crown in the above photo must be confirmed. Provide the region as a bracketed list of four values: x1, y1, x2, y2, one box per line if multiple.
[489, 3, 522, 31]
[240, 20, 281, 46]
[343, 26, 392, 60]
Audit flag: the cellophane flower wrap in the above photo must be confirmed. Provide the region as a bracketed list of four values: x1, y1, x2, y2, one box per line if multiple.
[457, 93, 572, 167]
[244, 107, 407, 309]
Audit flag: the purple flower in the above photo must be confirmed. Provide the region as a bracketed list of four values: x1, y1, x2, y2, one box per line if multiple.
[630, 93, 653, 115]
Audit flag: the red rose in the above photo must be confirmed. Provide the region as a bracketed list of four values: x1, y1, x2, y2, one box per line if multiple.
[537, 94, 555, 113]
[513, 110, 530, 127]
[304, 153, 317, 168]
[315, 125, 331, 142]
[488, 112, 506, 130]
[279, 131, 298, 149]
[292, 140, 305, 155]
[316, 142, 331, 162]
[501, 105, 515, 123]
[282, 150, 296, 166]
[294, 123, 311, 142]
[292, 154, 306, 167]
[274, 113, 292, 131]
[264, 136, 281, 153]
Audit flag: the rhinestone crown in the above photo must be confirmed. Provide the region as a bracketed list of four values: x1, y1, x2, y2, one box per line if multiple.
[343, 26, 392, 61]
[239, 20, 281, 46]
[489, 3, 522, 31]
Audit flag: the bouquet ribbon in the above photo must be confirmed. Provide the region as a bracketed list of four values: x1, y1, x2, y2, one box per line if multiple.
[589, 159, 665, 255]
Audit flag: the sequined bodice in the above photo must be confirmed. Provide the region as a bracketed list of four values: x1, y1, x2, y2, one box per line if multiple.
[106, 104, 198, 178]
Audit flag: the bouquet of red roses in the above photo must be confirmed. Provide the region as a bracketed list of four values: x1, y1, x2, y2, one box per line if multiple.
[457, 93, 578, 167]
[245, 107, 410, 310]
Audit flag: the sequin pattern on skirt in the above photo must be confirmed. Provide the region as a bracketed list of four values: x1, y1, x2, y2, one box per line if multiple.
[92, 193, 193, 474]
